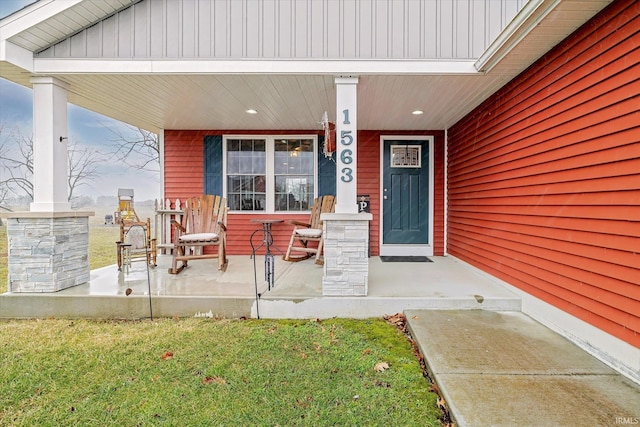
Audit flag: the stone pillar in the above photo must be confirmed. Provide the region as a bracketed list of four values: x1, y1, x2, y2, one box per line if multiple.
[6, 212, 92, 292]
[322, 213, 372, 296]
[4, 78, 94, 293]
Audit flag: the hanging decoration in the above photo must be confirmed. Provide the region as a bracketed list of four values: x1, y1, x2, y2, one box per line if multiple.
[320, 111, 336, 158]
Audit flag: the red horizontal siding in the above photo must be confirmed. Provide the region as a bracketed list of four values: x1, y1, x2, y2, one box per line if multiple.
[226, 213, 308, 256]
[164, 129, 446, 257]
[358, 132, 381, 256]
[450, 4, 640, 152]
[164, 130, 206, 199]
[447, 0, 640, 348]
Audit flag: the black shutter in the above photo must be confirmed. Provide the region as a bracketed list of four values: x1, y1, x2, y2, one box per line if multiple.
[204, 135, 223, 195]
[317, 134, 336, 196]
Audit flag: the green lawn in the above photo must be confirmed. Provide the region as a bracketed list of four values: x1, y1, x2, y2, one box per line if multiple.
[0, 317, 441, 426]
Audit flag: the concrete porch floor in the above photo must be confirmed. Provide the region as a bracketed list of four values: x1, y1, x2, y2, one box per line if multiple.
[3, 254, 638, 426]
[0, 255, 521, 319]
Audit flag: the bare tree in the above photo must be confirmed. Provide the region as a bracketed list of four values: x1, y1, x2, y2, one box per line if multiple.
[0, 124, 104, 207]
[0, 124, 10, 211]
[108, 125, 159, 172]
[0, 125, 33, 205]
[67, 143, 102, 203]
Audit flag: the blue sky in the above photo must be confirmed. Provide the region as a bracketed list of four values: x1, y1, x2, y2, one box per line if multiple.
[0, 0, 34, 18]
[0, 0, 160, 200]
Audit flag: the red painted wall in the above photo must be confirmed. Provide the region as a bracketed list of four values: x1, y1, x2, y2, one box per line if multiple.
[164, 130, 315, 254]
[164, 130, 206, 199]
[164, 130, 445, 256]
[447, 0, 640, 348]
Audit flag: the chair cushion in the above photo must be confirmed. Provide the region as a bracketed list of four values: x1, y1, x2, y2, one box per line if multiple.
[126, 227, 147, 249]
[295, 228, 322, 238]
[179, 232, 219, 242]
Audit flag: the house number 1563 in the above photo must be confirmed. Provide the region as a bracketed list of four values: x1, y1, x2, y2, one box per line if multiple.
[340, 109, 354, 183]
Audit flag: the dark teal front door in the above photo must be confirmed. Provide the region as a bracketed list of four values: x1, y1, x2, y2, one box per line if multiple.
[382, 139, 430, 246]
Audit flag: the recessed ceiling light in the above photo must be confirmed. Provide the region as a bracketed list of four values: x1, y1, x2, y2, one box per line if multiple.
[412, 110, 424, 115]
[245, 109, 258, 114]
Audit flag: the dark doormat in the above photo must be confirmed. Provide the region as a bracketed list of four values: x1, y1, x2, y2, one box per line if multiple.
[380, 256, 433, 263]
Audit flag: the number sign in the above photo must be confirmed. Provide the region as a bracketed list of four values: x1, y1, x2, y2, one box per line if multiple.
[335, 77, 358, 213]
[340, 109, 354, 182]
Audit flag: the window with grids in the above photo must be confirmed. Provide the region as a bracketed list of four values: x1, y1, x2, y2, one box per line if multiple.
[225, 136, 315, 212]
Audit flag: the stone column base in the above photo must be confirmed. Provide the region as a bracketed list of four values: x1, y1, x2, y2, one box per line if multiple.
[321, 212, 373, 296]
[5, 211, 93, 293]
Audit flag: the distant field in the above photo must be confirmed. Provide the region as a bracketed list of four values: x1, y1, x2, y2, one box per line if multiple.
[0, 205, 157, 294]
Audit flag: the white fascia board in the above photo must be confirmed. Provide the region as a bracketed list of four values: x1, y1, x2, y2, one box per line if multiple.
[34, 58, 480, 76]
[0, 40, 34, 71]
[0, 0, 83, 40]
[475, 0, 560, 73]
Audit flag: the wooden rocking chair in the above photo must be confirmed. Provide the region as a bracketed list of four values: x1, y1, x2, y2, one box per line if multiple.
[283, 195, 336, 265]
[169, 195, 228, 274]
[116, 218, 157, 271]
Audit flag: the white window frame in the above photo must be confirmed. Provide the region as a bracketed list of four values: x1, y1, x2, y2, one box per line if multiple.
[222, 134, 318, 214]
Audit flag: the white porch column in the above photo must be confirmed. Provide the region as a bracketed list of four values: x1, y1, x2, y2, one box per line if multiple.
[334, 77, 358, 214]
[5, 77, 93, 293]
[30, 76, 71, 212]
[322, 76, 371, 296]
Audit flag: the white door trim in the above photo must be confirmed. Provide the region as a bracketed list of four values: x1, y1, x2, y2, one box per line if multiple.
[379, 135, 434, 256]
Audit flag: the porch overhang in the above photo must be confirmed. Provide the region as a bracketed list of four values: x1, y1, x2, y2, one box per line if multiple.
[0, 0, 613, 133]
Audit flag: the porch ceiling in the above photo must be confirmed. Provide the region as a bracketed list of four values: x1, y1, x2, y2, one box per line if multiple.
[0, 0, 612, 134]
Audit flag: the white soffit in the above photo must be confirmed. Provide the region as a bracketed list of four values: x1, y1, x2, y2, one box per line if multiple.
[1, 0, 137, 52]
[0, 0, 615, 133]
[476, 0, 613, 74]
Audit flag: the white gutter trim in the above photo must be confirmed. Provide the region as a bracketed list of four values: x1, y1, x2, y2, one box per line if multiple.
[159, 130, 165, 198]
[443, 128, 448, 257]
[0, 40, 34, 71]
[33, 58, 481, 75]
[475, 0, 561, 73]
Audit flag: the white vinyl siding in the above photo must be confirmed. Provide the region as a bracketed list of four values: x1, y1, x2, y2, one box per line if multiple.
[36, 0, 527, 60]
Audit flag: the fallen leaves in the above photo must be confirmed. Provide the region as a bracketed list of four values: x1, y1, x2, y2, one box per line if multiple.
[374, 362, 389, 372]
[384, 313, 406, 330]
[384, 313, 455, 426]
[296, 396, 313, 408]
[161, 351, 173, 360]
[437, 395, 447, 411]
[203, 376, 226, 385]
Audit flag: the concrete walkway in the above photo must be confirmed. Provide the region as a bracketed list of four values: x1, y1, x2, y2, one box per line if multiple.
[406, 310, 640, 427]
